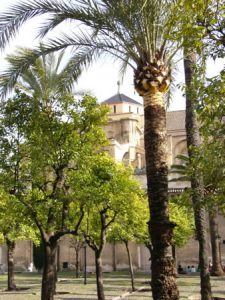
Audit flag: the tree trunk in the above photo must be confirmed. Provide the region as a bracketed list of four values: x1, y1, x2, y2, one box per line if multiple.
[112, 240, 117, 271]
[6, 239, 16, 291]
[143, 91, 179, 300]
[209, 211, 224, 276]
[184, 49, 212, 300]
[124, 241, 135, 292]
[83, 245, 87, 285]
[95, 251, 105, 300]
[41, 239, 58, 300]
[75, 249, 79, 278]
[57, 245, 60, 272]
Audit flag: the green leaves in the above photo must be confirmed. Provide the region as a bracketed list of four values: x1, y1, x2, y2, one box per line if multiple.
[0, 187, 39, 243]
[108, 192, 148, 244]
[197, 71, 225, 138]
[0, 87, 109, 244]
[169, 0, 225, 56]
[72, 153, 145, 248]
[169, 201, 194, 247]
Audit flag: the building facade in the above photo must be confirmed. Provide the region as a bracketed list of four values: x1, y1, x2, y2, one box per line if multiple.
[102, 93, 189, 190]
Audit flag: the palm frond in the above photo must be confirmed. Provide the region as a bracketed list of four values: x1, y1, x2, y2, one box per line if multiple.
[118, 54, 131, 84]
[0, 28, 138, 98]
[42, 30, 135, 66]
[0, 0, 182, 99]
[165, 56, 180, 109]
[0, 0, 68, 49]
[34, 0, 177, 64]
[175, 154, 189, 161]
[18, 67, 43, 96]
[169, 152, 190, 182]
[56, 47, 104, 95]
[0, 48, 44, 98]
[169, 176, 190, 182]
[170, 164, 187, 172]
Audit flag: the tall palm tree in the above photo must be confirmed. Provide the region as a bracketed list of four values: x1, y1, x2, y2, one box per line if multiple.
[171, 155, 224, 277]
[183, 50, 212, 300]
[208, 210, 224, 276]
[0, 1, 182, 299]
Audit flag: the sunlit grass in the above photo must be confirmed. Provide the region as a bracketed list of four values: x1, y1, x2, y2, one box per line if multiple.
[0, 271, 224, 299]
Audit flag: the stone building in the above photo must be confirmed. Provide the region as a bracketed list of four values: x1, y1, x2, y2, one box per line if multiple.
[102, 93, 189, 190]
[0, 93, 224, 272]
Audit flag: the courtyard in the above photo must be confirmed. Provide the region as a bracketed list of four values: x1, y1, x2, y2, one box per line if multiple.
[0, 271, 224, 300]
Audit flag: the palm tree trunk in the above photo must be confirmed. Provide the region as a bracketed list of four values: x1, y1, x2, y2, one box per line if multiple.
[184, 49, 212, 300]
[95, 251, 105, 300]
[209, 211, 224, 276]
[6, 238, 16, 291]
[124, 240, 135, 292]
[41, 239, 58, 300]
[143, 91, 179, 300]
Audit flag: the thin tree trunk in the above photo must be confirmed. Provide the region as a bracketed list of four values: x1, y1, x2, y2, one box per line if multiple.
[95, 251, 105, 300]
[143, 91, 179, 300]
[124, 241, 135, 292]
[57, 245, 60, 272]
[41, 239, 58, 300]
[184, 49, 212, 300]
[209, 211, 224, 276]
[75, 249, 79, 278]
[112, 240, 117, 271]
[6, 239, 16, 291]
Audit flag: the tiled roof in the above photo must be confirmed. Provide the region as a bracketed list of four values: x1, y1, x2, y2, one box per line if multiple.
[166, 110, 185, 131]
[102, 93, 142, 105]
[103, 93, 185, 130]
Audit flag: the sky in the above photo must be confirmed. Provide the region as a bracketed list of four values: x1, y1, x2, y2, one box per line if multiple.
[0, 0, 224, 111]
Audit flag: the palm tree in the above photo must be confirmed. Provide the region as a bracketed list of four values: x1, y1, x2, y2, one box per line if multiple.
[171, 154, 224, 277]
[183, 50, 212, 300]
[3, 48, 80, 101]
[208, 210, 224, 276]
[0, 1, 182, 299]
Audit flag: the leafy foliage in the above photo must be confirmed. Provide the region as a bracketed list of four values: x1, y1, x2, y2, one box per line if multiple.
[71, 154, 145, 251]
[169, 0, 225, 56]
[0, 87, 109, 240]
[0, 188, 38, 244]
[108, 188, 148, 245]
[169, 201, 194, 247]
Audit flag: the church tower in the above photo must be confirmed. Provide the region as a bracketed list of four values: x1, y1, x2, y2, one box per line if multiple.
[102, 93, 145, 170]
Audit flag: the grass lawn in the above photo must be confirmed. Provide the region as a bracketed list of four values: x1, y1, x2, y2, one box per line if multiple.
[0, 271, 148, 300]
[0, 271, 224, 299]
